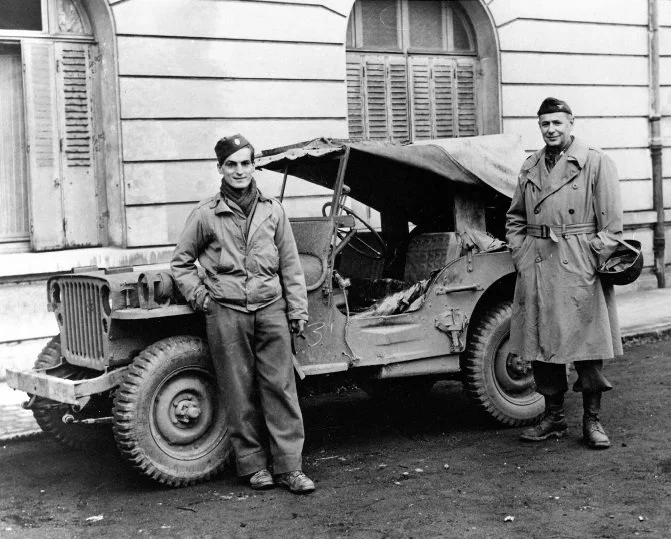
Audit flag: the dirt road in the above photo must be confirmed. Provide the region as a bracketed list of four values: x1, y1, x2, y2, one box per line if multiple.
[1, 336, 670, 538]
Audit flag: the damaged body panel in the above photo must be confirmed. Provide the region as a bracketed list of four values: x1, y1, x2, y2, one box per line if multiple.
[344, 251, 515, 372]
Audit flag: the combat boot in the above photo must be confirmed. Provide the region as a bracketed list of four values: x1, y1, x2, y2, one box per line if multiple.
[519, 393, 568, 442]
[583, 392, 610, 449]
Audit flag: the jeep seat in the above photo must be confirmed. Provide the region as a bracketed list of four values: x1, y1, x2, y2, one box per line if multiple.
[290, 217, 334, 291]
[403, 232, 463, 282]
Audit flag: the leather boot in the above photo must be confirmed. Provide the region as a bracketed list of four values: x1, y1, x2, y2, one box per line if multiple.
[583, 392, 610, 449]
[519, 393, 568, 441]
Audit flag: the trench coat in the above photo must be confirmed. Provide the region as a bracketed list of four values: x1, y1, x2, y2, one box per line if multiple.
[506, 137, 623, 364]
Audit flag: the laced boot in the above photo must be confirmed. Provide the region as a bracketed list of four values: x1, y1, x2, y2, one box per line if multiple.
[583, 392, 610, 449]
[249, 468, 274, 490]
[519, 393, 568, 442]
[276, 470, 315, 494]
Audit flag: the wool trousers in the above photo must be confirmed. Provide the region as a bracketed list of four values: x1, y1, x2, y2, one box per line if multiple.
[205, 298, 305, 476]
[532, 359, 613, 397]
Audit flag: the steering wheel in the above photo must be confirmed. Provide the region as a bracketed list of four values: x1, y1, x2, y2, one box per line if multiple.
[322, 202, 387, 260]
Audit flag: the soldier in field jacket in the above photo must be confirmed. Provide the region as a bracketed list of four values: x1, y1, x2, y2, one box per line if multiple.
[171, 134, 315, 493]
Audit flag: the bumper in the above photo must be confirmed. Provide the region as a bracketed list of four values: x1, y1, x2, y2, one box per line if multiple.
[5, 366, 128, 406]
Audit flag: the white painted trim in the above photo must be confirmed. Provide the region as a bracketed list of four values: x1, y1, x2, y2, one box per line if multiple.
[0, 247, 174, 278]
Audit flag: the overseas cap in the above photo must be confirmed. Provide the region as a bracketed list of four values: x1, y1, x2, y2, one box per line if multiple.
[537, 97, 573, 116]
[215, 133, 252, 164]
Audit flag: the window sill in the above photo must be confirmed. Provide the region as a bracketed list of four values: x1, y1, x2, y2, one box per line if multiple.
[0, 246, 175, 281]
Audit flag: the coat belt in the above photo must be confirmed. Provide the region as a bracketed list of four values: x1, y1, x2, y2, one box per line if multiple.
[526, 223, 596, 242]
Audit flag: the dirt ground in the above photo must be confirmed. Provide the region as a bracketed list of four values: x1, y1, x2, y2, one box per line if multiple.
[1, 336, 670, 539]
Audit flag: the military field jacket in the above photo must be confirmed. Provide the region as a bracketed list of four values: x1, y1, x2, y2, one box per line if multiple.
[171, 190, 308, 321]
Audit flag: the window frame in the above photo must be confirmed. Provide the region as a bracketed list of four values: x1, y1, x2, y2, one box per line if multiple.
[0, 0, 99, 253]
[0, 0, 93, 41]
[347, 0, 477, 56]
[346, 0, 481, 143]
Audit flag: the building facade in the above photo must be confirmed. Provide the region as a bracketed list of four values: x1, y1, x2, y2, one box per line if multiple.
[0, 0, 670, 343]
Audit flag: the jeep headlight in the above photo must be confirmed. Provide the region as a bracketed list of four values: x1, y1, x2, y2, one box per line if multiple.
[101, 284, 112, 316]
[49, 282, 61, 306]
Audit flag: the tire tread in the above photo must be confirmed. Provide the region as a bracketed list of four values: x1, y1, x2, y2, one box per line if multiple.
[112, 335, 230, 487]
[463, 301, 543, 427]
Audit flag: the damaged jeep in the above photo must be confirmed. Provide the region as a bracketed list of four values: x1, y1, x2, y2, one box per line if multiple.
[6, 134, 542, 487]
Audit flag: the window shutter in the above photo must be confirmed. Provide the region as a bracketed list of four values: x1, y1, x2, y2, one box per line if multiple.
[409, 57, 432, 140]
[362, 56, 388, 140]
[346, 55, 365, 141]
[410, 56, 434, 140]
[55, 42, 99, 247]
[0, 47, 29, 243]
[410, 57, 456, 140]
[456, 59, 477, 137]
[410, 56, 477, 140]
[347, 54, 410, 143]
[387, 56, 409, 143]
[22, 40, 65, 251]
[432, 58, 456, 138]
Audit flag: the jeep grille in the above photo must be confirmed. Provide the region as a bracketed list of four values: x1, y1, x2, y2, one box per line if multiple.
[58, 278, 109, 368]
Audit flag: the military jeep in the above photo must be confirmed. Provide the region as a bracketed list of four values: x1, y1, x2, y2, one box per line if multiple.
[6, 135, 542, 487]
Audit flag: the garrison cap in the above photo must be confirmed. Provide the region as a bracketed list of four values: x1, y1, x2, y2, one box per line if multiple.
[537, 97, 573, 116]
[215, 133, 252, 164]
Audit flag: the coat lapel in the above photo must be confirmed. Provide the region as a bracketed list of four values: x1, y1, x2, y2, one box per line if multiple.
[521, 151, 542, 190]
[534, 138, 589, 210]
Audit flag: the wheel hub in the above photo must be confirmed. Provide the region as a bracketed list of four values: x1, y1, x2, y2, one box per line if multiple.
[506, 353, 531, 379]
[494, 335, 534, 393]
[173, 395, 202, 425]
[153, 373, 215, 446]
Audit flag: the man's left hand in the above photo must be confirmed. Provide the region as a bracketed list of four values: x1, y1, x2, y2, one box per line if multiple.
[290, 319, 306, 338]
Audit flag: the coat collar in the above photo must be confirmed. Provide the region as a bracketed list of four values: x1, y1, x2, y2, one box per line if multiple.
[563, 136, 588, 169]
[535, 137, 586, 208]
[211, 186, 271, 215]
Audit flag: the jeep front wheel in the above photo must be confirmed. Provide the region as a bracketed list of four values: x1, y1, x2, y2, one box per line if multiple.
[112, 336, 232, 487]
[31, 335, 113, 449]
[462, 300, 543, 426]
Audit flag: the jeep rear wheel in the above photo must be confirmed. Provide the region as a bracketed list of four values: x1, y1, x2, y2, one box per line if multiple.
[462, 301, 543, 426]
[112, 336, 232, 487]
[31, 336, 113, 449]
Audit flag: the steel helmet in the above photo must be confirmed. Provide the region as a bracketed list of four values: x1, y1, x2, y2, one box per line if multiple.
[598, 238, 643, 286]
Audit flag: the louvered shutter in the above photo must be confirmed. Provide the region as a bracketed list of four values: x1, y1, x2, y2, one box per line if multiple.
[23, 40, 65, 250]
[432, 58, 456, 138]
[456, 59, 477, 137]
[346, 54, 410, 143]
[410, 57, 456, 140]
[363, 56, 388, 140]
[409, 57, 432, 140]
[410, 56, 477, 140]
[387, 56, 409, 143]
[55, 42, 99, 247]
[346, 55, 365, 141]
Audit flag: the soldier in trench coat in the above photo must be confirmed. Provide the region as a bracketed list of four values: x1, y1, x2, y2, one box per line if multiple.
[506, 97, 623, 449]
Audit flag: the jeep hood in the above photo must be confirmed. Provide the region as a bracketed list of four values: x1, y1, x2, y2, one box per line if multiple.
[256, 134, 525, 226]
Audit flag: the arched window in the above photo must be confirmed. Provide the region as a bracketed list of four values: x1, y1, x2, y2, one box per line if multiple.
[346, 0, 479, 142]
[0, 0, 103, 252]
